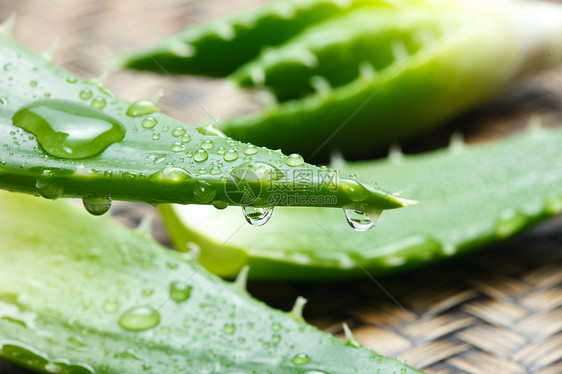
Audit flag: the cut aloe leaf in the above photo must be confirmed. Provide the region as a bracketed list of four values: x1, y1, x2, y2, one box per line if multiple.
[120, 0, 562, 158]
[117, 0, 392, 77]
[160, 126, 562, 279]
[0, 29, 411, 219]
[0, 191, 423, 374]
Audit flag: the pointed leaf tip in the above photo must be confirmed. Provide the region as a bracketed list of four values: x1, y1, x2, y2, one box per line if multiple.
[0, 13, 16, 36]
[342, 323, 362, 348]
[289, 296, 308, 322]
[233, 265, 250, 291]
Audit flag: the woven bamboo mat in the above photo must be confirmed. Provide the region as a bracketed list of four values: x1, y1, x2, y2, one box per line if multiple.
[1, 1, 562, 373]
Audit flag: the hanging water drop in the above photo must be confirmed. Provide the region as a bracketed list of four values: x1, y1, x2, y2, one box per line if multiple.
[242, 206, 273, 226]
[12, 99, 125, 158]
[212, 200, 228, 210]
[82, 196, 112, 216]
[343, 208, 380, 231]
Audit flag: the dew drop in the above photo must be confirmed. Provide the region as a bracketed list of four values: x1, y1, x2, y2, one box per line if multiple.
[223, 323, 236, 334]
[169, 281, 193, 303]
[12, 99, 125, 159]
[171, 142, 185, 152]
[201, 140, 214, 150]
[66, 76, 77, 84]
[172, 127, 186, 137]
[193, 180, 216, 203]
[141, 116, 157, 129]
[162, 125, 169, 132]
[223, 149, 239, 162]
[103, 299, 119, 313]
[242, 206, 273, 226]
[152, 133, 160, 141]
[216, 147, 226, 155]
[243, 145, 258, 155]
[193, 150, 208, 162]
[118, 306, 160, 331]
[82, 196, 112, 216]
[126, 100, 160, 117]
[286, 153, 304, 166]
[79, 89, 93, 100]
[181, 135, 191, 143]
[90, 97, 106, 109]
[230, 162, 284, 182]
[209, 166, 221, 175]
[29, 80, 37, 87]
[343, 209, 381, 231]
[291, 353, 311, 365]
[149, 167, 191, 183]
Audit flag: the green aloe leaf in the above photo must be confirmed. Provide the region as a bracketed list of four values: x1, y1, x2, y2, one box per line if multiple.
[160, 126, 562, 279]
[117, 0, 391, 77]
[120, 0, 562, 158]
[0, 26, 412, 218]
[0, 191, 423, 374]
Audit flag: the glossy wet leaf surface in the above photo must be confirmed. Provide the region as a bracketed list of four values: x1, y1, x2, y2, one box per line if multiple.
[121, 0, 562, 158]
[161, 127, 562, 279]
[0, 191, 423, 374]
[0, 32, 409, 214]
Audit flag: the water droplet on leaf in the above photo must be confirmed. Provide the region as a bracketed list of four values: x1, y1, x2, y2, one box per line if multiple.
[291, 353, 311, 365]
[126, 100, 160, 117]
[169, 281, 193, 303]
[194, 150, 208, 162]
[223, 149, 239, 162]
[118, 306, 160, 331]
[12, 99, 125, 158]
[141, 116, 157, 129]
[286, 153, 304, 166]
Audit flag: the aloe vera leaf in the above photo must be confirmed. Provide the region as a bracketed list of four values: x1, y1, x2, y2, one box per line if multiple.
[120, 0, 562, 158]
[159, 126, 562, 280]
[221, 0, 562, 157]
[0, 31, 411, 214]
[0, 191, 423, 374]
[117, 0, 396, 77]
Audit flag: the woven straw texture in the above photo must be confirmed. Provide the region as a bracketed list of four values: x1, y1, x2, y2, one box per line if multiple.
[1, 1, 561, 373]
